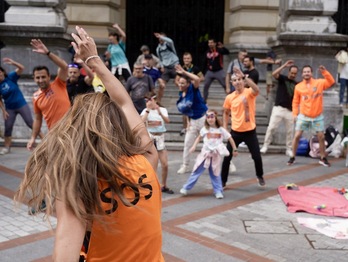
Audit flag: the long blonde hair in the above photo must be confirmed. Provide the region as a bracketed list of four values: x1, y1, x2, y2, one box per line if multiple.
[15, 93, 147, 224]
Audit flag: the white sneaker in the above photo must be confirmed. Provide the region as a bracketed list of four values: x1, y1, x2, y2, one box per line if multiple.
[260, 146, 268, 154]
[286, 149, 294, 158]
[180, 188, 188, 196]
[239, 142, 247, 148]
[215, 192, 224, 199]
[0, 148, 10, 155]
[177, 165, 190, 174]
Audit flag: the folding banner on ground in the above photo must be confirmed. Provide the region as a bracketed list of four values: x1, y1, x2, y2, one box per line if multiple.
[297, 217, 348, 239]
[278, 185, 348, 217]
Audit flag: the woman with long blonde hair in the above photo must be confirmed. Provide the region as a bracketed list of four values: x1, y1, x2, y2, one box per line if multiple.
[15, 26, 163, 262]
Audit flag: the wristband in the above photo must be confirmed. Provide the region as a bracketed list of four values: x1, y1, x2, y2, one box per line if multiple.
[85, 55, 100, 65]
[145, 110, 150, 114]
[234, 149, 238, 152]
[46, 51, 51, 56]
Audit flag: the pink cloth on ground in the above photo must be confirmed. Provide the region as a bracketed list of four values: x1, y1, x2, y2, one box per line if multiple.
[278, 186, 348, 217]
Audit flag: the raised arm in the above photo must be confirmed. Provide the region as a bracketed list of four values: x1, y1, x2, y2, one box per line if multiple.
[234, 67, 259, 95]
[27, 112, 43, 151]
[318, 65, 335, 89]
[113, 23, 126, 42]
[2, 58, 24, 75]
[71, 26, 157, 166]
[175, 64, 200, 88]
[272, 60, 294, 80]
[31, 39, 68, 81]
[222, 108, 230, 130]
[189, 135, 202, 153]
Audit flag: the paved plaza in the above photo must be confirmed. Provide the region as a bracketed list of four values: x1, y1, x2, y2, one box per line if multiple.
[0, 147, 347, 261]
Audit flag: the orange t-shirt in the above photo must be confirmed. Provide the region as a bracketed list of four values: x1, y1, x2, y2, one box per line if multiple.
[292, 70, 335, 118]
[87, 155, 164, 262]
[223, 88, 257, 132]
[32, 77, 70, 129]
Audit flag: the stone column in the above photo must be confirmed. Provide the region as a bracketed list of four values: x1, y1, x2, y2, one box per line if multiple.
[65, 0, 125, 49]
[0, 0, 71, 139]
[268, 0, 348, 144]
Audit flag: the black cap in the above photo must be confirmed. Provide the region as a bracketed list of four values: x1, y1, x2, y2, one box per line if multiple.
[144, 54, 153, 59]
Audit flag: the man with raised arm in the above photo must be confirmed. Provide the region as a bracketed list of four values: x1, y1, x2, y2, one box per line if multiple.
[260, 60, 298, 156]
[287, 65, 335, 167]
[27, 39, 70, 150]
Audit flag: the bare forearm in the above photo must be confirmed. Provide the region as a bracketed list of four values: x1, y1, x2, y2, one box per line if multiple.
[47, 52, 68, 80]
[272, 64, 286, 78]
[31, 119, 42, 139]
[223, 111, 229, 130]
[12, 61, 25, 75]
[113, 24, 126, 38]
[181, 70, 200, 87]
[228, 137, 237, 151]
[245, 78, 259, 94]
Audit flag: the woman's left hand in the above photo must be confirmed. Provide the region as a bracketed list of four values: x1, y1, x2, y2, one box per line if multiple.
[71, 26, 98, 62]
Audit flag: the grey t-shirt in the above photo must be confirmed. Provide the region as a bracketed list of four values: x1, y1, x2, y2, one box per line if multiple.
[125, 74, 154, 113]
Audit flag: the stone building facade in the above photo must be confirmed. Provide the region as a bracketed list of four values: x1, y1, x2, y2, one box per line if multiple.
[0, 0, 346, 141]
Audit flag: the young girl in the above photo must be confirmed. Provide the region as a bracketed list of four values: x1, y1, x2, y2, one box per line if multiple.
[179, 110, 238, 199]
[141, 93, 173, 194]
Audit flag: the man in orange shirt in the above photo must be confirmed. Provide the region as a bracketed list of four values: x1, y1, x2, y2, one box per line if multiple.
[287, 65, 335, 167]
[27, 39, 70, 150]
[221, 67, 265, 187]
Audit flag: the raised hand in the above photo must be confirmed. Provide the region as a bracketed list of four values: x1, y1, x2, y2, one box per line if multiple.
[233, 66, 244, 78]
[30, 39, 49, 55]
[284, 60, 294, 67]
[175, 64, 184, 74]
[71, 26, 98, 63]
[2, 57, 14, 65]
[318, 65, 326, 72]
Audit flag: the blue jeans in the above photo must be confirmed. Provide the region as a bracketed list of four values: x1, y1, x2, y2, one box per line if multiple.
[339, 78, 348, 104]
[183, 161, 223, 194]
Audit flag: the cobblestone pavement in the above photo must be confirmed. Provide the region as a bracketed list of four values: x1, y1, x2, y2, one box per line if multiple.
[0, 147, 347, 261]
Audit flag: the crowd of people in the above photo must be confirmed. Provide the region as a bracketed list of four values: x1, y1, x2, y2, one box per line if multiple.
[0, 23, 338, 260]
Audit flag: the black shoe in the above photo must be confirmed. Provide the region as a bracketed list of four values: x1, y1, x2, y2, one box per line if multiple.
[257, 177, 266, 187]
[319, 157, 330, 167]
[161, 186, 174, 194]
[287, 157, 295, 166]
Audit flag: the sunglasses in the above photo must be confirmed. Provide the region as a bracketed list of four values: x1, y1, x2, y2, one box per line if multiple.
[144, 95, 157, 102]
[68, 64, 79, 68]
[206, 113, 215, 119]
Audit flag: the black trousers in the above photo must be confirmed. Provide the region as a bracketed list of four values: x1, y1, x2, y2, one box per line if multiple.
[221, 128, 263, 186]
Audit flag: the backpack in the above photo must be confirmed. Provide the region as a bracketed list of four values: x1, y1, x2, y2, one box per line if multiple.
[325, 125, 339, 147]
[296, 137, 309, 156]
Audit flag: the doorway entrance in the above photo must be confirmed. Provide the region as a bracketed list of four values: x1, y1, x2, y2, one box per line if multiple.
[126, 0, 225, 70]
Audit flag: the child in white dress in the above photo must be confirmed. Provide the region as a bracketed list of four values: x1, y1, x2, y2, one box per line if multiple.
[180, 110, 238, 199]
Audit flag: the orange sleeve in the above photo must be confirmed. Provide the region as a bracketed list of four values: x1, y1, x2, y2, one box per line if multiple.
[321, 70, 335, 90]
